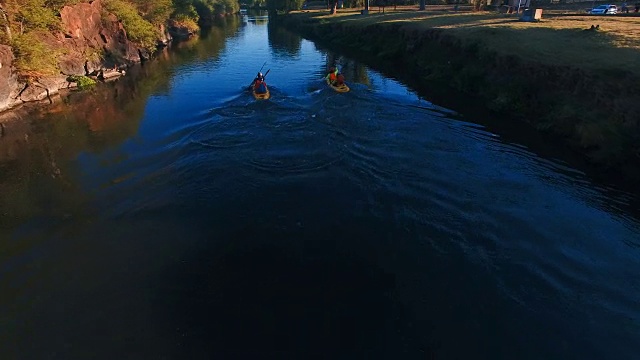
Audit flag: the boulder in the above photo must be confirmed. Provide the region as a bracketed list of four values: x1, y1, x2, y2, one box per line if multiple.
[59, 0, 143, 69]
[59, 0, 103, 41]
[17, 76, 69, 103]
[0, 45, 22, 112]
[157, 24, 173, 47]
[168, 20, 195, 40]
[1, 0, 170, 113]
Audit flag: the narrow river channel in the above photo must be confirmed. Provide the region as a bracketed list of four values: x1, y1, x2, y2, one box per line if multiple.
[1, 11, 639, 359]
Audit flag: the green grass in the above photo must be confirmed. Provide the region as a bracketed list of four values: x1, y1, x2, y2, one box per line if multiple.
[290, 9, 640, 76]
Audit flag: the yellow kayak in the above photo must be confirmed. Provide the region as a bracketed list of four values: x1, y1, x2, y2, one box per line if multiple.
[252, 84, 270, 100]
[327, 80, 349, 93]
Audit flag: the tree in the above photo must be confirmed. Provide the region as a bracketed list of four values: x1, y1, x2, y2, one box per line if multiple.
[2, 0, 59, 35]
[0, 5, 13, 41]
[266, 0, 305, 13]
[130, 0, 174, 25]
[472, 0, 487, 10]
[330, 0, 338, 14]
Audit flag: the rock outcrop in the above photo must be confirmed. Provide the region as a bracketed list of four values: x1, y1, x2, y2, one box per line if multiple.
[0, 45, 21, 112]
[0, 0, 174, 113]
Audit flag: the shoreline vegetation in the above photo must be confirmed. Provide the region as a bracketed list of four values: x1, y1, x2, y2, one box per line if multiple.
[278, 6, 640, 179]
[0, 0, 239, 79]
[1, 0, 639, 180]
[0, 0, 243, 112]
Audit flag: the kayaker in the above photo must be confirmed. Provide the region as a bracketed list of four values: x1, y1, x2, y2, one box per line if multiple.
[326, 66, 345, 86]
[251, 72, 267, 94]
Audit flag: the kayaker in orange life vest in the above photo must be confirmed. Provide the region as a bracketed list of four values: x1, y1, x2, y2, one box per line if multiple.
[326, 66, 345, 86]
[251, 72, 267, 94]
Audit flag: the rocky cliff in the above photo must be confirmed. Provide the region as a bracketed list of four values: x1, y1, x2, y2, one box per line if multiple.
[0, 45, 21, 112]
[0, 0, 174, 113]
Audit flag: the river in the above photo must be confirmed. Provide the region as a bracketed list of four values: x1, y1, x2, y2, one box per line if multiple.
[0, 11, 639, 359]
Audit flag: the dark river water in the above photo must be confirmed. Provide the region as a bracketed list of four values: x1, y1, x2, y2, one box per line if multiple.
[1, 12, 639, 359]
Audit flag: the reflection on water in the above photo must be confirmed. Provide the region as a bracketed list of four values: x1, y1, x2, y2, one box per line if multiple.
[268, 21, 302, 57]
[0, 12, 639, 360]
[0, 18, 243, 233]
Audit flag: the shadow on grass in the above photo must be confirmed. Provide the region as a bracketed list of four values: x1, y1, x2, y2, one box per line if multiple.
[468, 26, 640, 74]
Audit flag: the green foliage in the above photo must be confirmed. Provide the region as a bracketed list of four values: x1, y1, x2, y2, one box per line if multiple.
[14, 0, 60, 31]
[245, 0, 267, 7]
[128, 0, 173, 25]
[11, 31, 59, 78]
[0, 28, 10, 46]
[171, 0, 200, 29]
[193, 0, 239, 18]
[343, 0, 365, 7]
[3, 0, 244, 78]
[267, 0, 304, 12]
[103, 0, 157, 49]
[45, 0, 84, 12]
[66, 74, 96, 87]
[221, 0, 241, 14]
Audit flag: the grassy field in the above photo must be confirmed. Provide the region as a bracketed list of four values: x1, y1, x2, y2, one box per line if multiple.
[292, 8, 640, 76]
[284, 7, 640, 173]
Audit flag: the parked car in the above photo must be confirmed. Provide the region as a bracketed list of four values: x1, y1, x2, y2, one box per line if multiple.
[589, 4, 618, 14]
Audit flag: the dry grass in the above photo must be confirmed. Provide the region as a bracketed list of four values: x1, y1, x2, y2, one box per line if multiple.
[291, 9, 640, 75]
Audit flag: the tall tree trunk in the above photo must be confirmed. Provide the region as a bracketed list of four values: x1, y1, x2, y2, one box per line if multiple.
[0, 5, 12, 41]
[330, 0, 338, 13]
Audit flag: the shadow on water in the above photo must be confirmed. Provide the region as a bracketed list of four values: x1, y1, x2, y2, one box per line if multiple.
[271, 21, 640, 218]
[0, 18, 242, 236]
[268, 21, 302, 57]
[156, 226, 411, 358]
[1, 13, 639, 360]
[166, 16, 242, 65]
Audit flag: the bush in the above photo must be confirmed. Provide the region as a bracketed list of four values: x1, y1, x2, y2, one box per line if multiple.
[194, 0, 240, 18]
[267, 0, 305, 12]
[103, 0, 157, 49]
[12, 32, 59, 79]
[45, 0, 84, 12]
[221, 0, 241, 13]
[171, 0, 200, 31]
[171, 16, 199, 33]
[129, 0, 173, 25]
[66, 74, 97, 87]
[16, 0, 60, 31]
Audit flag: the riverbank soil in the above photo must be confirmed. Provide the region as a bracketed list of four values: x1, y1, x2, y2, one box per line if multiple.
[281, 9, 640, 180]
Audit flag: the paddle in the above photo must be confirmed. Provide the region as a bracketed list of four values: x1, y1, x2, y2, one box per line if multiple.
[249, 69, 271, 92]
[248, 62, 267, 89]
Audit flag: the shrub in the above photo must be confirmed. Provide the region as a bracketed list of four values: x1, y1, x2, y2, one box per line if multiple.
[129, 0, 173, 25]
[171, 0, 200, 29]
[12, 32, 59, 79]
[171, 15, 199, 33]
[45, 0, 84, 12]
[66, 74, 96, 87]
[267, 0, 305, 12]
[16, 0, 60, 31]
[103, 0, 157, 49]
[194, 0, 239, 18]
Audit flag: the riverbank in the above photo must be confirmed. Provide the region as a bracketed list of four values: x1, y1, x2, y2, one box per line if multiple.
[0, 0, 202, 114]
[278, 9, 640, 179]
